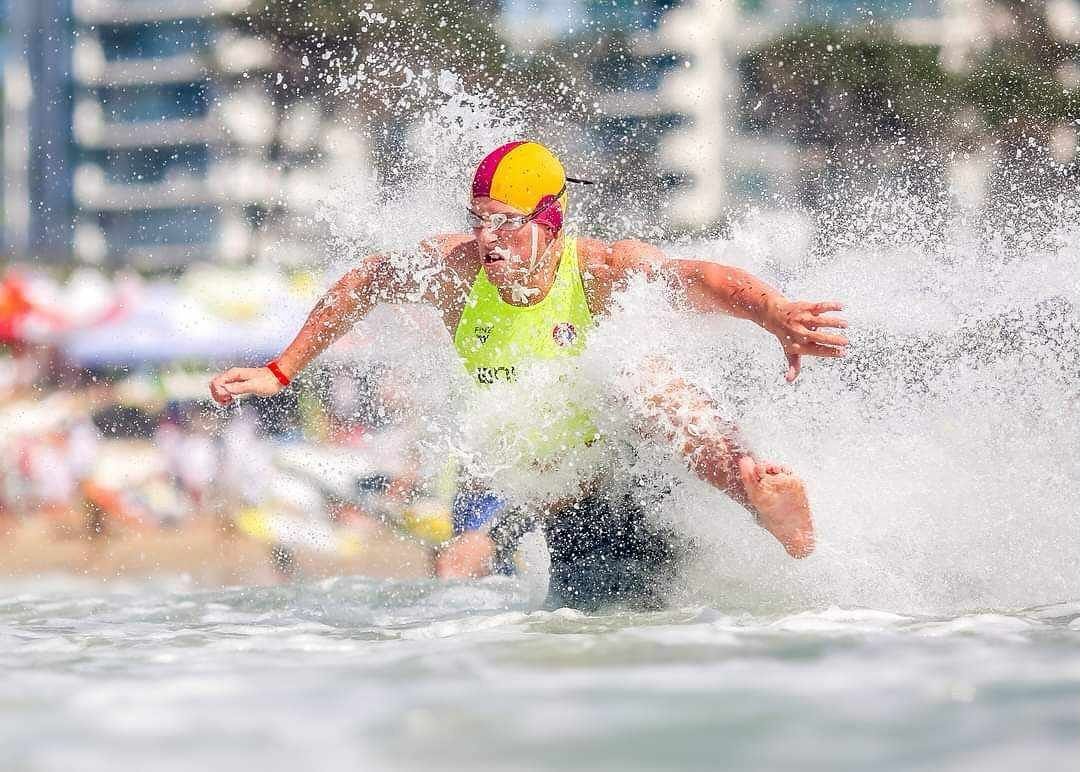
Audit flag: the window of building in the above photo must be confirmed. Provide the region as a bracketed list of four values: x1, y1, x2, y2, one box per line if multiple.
[804, 0, 940, 21]
[732, 169, 770, 200]
[595, 113, 685, 153]
[95, 145, 211, 184]
[99, 82, 210, 123]
[584, 0, 682, 30]
[243, 204, 269, 229]
[99, 19, 212, 62]
[594, 52, 682, 92]
[99, 206, 218, 247]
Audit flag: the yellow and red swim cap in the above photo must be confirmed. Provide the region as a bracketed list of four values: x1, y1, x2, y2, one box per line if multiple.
[471, 141, 568, 232]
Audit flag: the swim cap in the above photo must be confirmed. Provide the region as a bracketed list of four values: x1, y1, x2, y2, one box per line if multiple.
[471, 141, 567, 232]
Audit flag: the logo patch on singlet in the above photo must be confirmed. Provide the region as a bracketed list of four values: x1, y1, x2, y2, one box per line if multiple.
[475, 324, 493, 344]
[475, 366, 516, 384]
[552, 322, 577, 347]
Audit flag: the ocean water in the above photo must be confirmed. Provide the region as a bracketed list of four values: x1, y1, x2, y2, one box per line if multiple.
[2, 575, 1078, 771]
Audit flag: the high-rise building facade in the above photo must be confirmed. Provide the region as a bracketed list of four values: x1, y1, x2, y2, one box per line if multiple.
[4, 0, 75, 262]
[574, 1, 688, 223]
[508, 0, 1077, 229]
[70, 0, 280, 267]
[651, 0, 1079, 226]
[5, 0, 364, 268]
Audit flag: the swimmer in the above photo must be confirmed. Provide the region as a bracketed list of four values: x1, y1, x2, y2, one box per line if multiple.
[210, 141, 848, 608]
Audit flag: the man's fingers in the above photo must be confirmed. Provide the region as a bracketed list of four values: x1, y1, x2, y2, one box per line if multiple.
[807, 330, 849, 347]
[209, 379, 234, 405]
[210, 391, 232, 405]
[805, 314, 847, 329]
[738, 455, 761, 484]
[210, 366, 275, 405]
[811, 301, 844, 313]
[796, 343, 846, 358]
[785, 353, 801, 382]
[786, 324, 848, 348]
[224, 378, 256, 395]
[222, 367, 252, 383]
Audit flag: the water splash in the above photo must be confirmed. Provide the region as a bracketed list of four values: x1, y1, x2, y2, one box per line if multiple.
[658, 194, 1080, 614]
[302, 67, 1080, 615]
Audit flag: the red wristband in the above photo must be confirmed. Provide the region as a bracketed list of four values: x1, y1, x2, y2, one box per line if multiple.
[266, 360, 290, 387]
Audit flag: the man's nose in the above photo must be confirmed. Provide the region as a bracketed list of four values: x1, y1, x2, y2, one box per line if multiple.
[477, 227, 498, 249]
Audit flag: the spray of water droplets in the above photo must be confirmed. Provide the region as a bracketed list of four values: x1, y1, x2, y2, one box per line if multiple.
[288, 39, 1080, 614]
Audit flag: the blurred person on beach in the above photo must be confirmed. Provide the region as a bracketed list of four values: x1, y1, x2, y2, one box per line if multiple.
[27, 431, 78, 521]
[219, 410, 275, 508]
[158, 404, 220, 511]
[210, 141, 847, 610]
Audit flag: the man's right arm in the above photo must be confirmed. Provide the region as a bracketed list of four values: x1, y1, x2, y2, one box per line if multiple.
[209, 235, 476, 406]
[209, 254, 394, 405]
[275, 256, 390, 380]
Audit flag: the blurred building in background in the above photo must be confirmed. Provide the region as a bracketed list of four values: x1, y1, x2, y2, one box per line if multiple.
[501, 0, 584, 46]
[620, 0, 982, 227]
[4, 0, 74, 263]
[587, 1, 689, 222]
[654, 0, 1014, 226]
[70, 0, 276, 268]
[508, 0, 1079, 229]
[0, 0, 7, 248]
[5, 0, 1077, 258]
[4, 0, 368, 269]
[500, 1, 689, 223]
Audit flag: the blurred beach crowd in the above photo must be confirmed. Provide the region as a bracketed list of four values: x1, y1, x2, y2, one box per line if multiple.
[0, 266, 441, 581]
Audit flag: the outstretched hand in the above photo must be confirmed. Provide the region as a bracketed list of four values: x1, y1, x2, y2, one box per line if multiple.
[209, 366, 285, 406]
[765, 300, 848, 382]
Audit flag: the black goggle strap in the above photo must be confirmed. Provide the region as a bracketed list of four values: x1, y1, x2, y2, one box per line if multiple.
[527, 178, 594, 220]
[530, 184, 567, 217]
[533, 177, 596, 214]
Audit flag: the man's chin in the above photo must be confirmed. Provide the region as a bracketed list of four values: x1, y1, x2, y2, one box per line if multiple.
[481, 262, 519, 282]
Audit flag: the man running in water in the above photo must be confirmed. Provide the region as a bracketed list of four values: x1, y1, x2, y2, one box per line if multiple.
[210, 141, 847, 609]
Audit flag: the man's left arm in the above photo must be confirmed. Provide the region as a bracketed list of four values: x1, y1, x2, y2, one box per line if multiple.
[605, 239, 849, 382]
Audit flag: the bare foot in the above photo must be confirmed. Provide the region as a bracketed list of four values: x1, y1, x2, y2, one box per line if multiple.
[737, 456, 815, 558]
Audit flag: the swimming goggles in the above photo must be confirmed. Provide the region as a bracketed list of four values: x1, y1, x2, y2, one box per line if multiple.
[466, 178, 593, 232]
[465, 208, 539, 233]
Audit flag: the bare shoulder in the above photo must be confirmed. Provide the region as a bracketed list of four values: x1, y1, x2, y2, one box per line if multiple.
[576, 235, 665, 277]
[576, 235, 666, 316]
[417, 232, 483, 286]
[355, 233, 474, 288]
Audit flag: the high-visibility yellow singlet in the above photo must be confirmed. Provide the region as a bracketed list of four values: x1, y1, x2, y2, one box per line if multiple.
[453, 235, 598, 457]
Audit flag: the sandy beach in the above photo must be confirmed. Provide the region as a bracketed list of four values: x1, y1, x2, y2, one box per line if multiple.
[0, 515, 432, 586]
